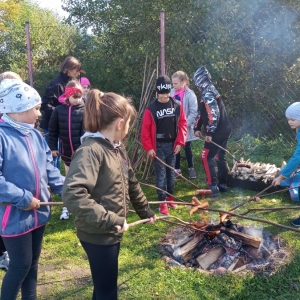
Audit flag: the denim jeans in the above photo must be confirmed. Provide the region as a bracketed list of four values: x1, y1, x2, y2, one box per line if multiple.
[43, 129, 61, 171]
[175, 141, 194, 169]
[153, 141, 176, 201]
[280, 172, 300, 202]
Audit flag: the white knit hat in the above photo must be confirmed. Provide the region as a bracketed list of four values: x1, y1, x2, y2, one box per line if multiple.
[0, 79, 41, 113]
[285, 102, 300, 121]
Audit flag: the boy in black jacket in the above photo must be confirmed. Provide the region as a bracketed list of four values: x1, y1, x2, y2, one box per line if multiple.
[193, 66, 232, 195]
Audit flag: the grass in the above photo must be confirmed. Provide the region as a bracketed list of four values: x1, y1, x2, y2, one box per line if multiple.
[2, 139, 300, 299]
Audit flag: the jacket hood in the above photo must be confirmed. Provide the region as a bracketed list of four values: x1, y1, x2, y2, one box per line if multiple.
[80, 131, 105, 144]
[193, 66, 212, 90]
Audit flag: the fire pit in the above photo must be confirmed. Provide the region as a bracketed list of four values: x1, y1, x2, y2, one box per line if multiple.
[160, 222, 290, 276]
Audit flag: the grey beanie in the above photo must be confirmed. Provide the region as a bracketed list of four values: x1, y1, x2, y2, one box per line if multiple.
[285, 102, 300, 121]
[0, 79, 41, 113]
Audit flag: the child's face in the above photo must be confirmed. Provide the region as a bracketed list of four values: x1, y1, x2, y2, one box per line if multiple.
[69, 93, 82, 105]
[172, 77, 185, 91]
[82, 85, 90, 95]
[157, 93, 170, 103]
[287, 117, 300, 129]
[23, 104, 42, 124]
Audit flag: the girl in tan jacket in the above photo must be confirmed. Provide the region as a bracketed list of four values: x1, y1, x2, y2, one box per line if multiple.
[62, 90, 156, 300]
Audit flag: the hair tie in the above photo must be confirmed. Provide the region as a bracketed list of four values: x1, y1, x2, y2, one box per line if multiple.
[99, 92, 104, 97]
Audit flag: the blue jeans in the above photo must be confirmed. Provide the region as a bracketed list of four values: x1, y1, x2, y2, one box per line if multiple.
[43, 129, 61, 170]
[280, 172, 300, 202]
[153, 141, 176, 201]
[1, 226, 45, 300]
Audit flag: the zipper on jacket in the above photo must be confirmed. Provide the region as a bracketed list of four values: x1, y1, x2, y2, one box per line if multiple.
[116, 149, 127, 217]
[68, 105, 75, 154]
[2, 206, 11, 232]
[25, 136, 40, 228]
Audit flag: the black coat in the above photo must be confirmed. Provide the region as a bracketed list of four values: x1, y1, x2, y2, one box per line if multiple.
[48, 103, 85, 165]
[40, 72, 71, 130]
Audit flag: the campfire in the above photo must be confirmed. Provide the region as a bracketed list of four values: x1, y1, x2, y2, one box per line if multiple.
[159, 194, 290, 276]
[161, 221, 289, 275]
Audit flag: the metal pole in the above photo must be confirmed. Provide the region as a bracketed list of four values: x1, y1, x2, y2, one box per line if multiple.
[160, 10, 165, 76]
[25, 21, 33, 87]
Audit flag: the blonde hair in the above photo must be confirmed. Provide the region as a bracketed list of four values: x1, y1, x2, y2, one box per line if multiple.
[60, 56, 82, 74]
[0, 71, 21, 83]
[172, 71, 189, 86]
[84, 90, 136, 132]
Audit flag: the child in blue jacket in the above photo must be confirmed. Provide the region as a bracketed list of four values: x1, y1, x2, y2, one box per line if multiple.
[0, 79, 64, 300]
[272, 102, 300, 226]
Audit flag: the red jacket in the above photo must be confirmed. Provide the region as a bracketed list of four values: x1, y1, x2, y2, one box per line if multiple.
[141, 98, 187, 152]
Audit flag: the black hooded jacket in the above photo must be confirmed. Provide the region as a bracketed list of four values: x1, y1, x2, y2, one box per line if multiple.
[40, 72, 71, 130]
[48, 103, 85, 165]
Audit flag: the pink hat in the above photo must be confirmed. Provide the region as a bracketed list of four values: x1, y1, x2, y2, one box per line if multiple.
[79, 77, 90, 86]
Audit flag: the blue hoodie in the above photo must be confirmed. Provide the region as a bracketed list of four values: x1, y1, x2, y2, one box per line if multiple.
[0, 120, 64, 236]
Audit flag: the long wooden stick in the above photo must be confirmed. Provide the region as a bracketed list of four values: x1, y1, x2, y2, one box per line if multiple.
[139, 182, 186, 202]
[154, 155, 201, 189]
[198, 137, 241, 163]
[230, 184, 274, 211]
[145, 201, 300, 233]
[241, 206, 300, 215]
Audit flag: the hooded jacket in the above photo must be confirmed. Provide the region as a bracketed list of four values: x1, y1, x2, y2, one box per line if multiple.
[62, 133, 155, 245]
[0, 120, 64, 236]
[48, 103, 85, 165]
[193, 67, 231, 138]
[170, 87, 198, 142]
[40, 72, 71, 130]
[141, 97, 187, 152]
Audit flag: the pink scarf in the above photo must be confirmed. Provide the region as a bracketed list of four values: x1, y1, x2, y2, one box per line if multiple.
[173, 87, 186, 102]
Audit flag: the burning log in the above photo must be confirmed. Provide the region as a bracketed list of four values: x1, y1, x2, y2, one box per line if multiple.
[173, 234, 204, 263]
[196, 246, 226, 270]
[220, 227, 261, 248]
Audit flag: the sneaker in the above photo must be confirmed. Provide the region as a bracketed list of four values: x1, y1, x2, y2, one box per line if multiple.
[292, 217, 300, 227]
[188, 168, 196, 179]
[175, 169, 182, 178]
[60, 207, 70, 220]
[207, 185, 219, 196]
[166, 196, 177, 208]
[159, 203, 169, 215]
[218, 184, 228, 192]
[0, 251, 9, 271]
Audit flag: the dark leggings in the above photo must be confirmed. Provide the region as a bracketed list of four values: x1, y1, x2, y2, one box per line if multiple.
[175, 141, 194, 169]
[1, 225, 45, 300]
[0, 236, 6, 255]
[80, 241, 120, 300]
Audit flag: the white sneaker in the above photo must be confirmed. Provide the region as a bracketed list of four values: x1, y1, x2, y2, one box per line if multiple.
[0, 251, 9, 271]
[60, 207, 70, 220]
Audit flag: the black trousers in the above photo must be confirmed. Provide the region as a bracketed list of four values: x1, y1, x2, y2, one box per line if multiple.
[0, 236, 6, 255]
[80, 241, 120, 300]
[201, 135, 230, 186]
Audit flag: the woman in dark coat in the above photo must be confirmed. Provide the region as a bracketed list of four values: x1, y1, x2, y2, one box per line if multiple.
[40, 56, 84, 170]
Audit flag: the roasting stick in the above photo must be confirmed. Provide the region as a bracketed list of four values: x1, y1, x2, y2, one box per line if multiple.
[230, 184, 274, 211]
[198, 137, 241, 163]
[154, 155, 201, 189]
[139, 181, 187, 202]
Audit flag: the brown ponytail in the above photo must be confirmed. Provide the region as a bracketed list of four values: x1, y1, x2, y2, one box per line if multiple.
[84, 90, 136, 132]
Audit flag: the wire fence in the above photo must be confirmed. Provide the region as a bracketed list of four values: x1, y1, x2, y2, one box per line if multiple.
[25, 0, 300, 172]
[164, 0, 300, 150]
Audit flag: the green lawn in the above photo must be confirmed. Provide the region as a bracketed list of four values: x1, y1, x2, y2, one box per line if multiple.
[1, 139, 300, 299]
